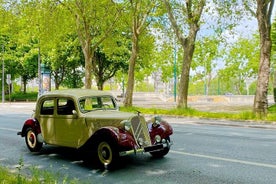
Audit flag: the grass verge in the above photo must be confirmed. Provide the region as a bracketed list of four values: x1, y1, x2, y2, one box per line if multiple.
[120, 105, 276, 123]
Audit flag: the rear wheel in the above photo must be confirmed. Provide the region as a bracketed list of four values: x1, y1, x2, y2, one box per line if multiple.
[150, 137, 170, 158]
[25, 128, 43, 152]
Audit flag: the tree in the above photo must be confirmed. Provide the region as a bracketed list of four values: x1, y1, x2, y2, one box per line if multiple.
[93, 47, 128, 90]
[244, 0, 275, 116]
[163, 0, 257, 108]
[193, 37, 220, 95]
[57, 0, 122, 89]
[47, 34, 84, 89]
[163, 0, 206, 108]
[218, 36, 259, 95]
[0, 1, 21, 94]
[123, 0, 157, 107]
[18, 44, 38, 93]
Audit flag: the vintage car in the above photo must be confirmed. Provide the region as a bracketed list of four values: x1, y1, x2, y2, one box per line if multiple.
[17, 89, 173, 169]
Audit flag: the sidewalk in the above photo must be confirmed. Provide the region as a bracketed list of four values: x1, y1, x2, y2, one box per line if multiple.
[159, 116, 276, 129]
[0, 102, 35, 115]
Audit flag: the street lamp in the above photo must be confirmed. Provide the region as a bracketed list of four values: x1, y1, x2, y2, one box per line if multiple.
[38, 46, 42, 97]
[173, 45, 177, 102]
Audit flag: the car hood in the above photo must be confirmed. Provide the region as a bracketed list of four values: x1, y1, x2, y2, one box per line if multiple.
[84, 110, 137, 127]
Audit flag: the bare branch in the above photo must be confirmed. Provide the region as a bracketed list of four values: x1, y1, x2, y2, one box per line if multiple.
[163, 0, 186, 46]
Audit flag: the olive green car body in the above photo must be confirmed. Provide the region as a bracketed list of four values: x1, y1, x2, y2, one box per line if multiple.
[18, 89, 173, 169]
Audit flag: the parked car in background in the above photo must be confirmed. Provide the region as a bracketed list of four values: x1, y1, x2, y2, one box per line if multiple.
[18, 89, 173, 169]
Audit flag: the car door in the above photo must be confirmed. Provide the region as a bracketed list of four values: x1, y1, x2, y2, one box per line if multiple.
[54, 97, 87, 148]
[38, 98, 56, 144]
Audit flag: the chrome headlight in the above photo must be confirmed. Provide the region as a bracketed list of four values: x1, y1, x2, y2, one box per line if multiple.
[152, 116, 162, 127]
[138, 137, 144, 146]
[155, 135, 161, 143]
[120, 120, 131, 131]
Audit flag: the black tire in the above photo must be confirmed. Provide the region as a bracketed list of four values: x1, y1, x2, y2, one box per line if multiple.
[92, 137, 119, 170]
[150, 137, 171, 158]
[25, 128, 43, 152]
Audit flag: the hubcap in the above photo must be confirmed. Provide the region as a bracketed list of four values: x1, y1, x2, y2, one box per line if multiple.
[27, 131, 36, 148]
[98, 142, 112, 165]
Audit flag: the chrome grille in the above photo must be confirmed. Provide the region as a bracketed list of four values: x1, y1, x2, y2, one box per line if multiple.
[130, 115, 151, 147]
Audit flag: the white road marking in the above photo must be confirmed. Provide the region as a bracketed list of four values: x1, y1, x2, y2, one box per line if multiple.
[0, 127, 19, 132]
[171, 150, 276, 169]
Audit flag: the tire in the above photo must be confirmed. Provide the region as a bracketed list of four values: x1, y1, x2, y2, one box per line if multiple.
[25, 128, 43, 152]
[93, 137, 119, 170]
[150, 137, 171, 158]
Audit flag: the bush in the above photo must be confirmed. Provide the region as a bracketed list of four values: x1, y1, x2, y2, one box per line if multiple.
[8, 92, 38, 102]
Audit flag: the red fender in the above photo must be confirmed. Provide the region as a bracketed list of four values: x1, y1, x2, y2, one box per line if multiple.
[91, 127, 137, 151]
[148, 120, 173, 144]
[20, 118, 41, 137]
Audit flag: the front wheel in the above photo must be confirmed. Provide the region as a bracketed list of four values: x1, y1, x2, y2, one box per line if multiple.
[150, 137, 171, 158]
[93, 137, 119, 170]
[25, 128, 43, 152]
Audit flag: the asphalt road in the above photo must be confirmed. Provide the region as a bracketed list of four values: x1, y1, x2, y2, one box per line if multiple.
[0, 111, 276, 184]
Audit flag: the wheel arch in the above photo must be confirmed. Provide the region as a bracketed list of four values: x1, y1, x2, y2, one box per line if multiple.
[92, 127, 120, 143]
[21, 118, 41, 137]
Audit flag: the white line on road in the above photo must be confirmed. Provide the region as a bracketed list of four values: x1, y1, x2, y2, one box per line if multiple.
[171, 150, 276, 169]
[0, 127, 19, 132]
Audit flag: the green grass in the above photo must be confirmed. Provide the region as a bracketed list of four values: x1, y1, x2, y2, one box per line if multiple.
[0, 159, 80, 184]
[120, 105, 276, 123]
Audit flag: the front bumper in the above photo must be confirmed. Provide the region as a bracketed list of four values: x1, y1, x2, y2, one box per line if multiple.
[119, 141, 172, 156]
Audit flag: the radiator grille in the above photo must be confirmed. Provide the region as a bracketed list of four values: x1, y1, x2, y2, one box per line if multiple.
[130, 116, 151, 147]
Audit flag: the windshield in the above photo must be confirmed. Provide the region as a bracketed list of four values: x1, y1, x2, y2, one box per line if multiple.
[78, 95, 117, 112]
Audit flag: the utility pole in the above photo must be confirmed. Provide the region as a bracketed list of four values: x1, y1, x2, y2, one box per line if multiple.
[173, 37, 177, 103]
[2, 45, 4, 103]
[38, 46, 42, 96]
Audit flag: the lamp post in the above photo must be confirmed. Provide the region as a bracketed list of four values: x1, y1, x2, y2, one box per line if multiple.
[38, 46, 42, 97]
[2, 45, 4, 103]
[173, 46, 177, 102]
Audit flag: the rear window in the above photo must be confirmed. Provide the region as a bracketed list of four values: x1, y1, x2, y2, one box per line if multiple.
[40, 99, 54, 115]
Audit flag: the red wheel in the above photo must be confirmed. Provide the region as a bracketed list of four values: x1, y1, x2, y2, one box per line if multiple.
[25, 128, 43, 152]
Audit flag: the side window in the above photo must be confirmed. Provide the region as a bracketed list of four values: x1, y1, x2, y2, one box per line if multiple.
[40, 99, 54, 115]
[79, 97, 100, 111]
[57, 98, 75, 115]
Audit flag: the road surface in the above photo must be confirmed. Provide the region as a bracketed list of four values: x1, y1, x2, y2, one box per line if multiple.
[0, 112, 275, 183]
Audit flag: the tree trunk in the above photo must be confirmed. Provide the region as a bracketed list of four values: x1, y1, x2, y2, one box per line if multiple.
[253, 39, 271, 115]
[54, 75, 60, 90]
[23, 79, 27, 94]
[273, 71, 276, 103]
[177, 38, 196, 108]
[96, 77, 104, 90]
[83, 40, 93, 89]
[124, 33, 138, 107]
[253, 0, 274, 116]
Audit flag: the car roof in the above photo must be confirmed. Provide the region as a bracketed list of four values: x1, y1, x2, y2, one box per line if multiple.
[39, 89, 113, 99]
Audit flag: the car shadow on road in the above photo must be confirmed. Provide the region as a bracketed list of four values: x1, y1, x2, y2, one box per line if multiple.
[26, 145, 169, 172]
